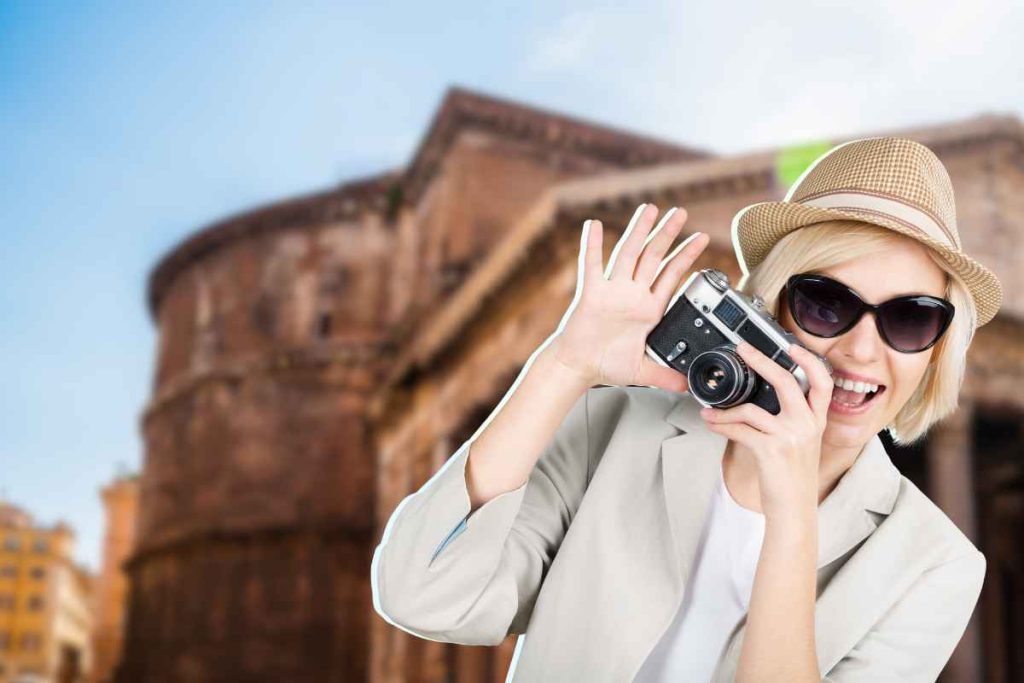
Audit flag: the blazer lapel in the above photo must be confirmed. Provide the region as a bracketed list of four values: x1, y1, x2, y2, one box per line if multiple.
[657, 393, 902, 681]
[660, 396, 729, 582]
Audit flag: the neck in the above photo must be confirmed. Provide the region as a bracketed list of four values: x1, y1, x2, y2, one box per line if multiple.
[723, 433, 866, 509]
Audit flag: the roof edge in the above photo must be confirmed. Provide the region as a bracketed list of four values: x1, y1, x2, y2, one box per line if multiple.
[145, 168, 403, 321]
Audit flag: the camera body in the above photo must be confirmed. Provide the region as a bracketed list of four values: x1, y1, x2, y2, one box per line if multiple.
[645, 268, 832, 415]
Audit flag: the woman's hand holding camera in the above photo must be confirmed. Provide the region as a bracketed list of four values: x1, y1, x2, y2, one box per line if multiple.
[548, 203, 710, 391]
[699, 342, 835, 523]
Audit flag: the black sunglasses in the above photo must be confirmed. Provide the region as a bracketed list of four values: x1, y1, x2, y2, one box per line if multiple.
[783, 273, 955, 353]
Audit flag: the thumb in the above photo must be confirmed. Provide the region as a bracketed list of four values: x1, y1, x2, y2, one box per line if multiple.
[635, 356, 689, 393]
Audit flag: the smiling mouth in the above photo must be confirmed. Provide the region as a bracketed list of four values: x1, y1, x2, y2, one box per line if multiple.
[831, 383, 886, 408]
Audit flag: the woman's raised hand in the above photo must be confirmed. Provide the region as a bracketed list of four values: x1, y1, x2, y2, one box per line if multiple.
[548, 203, 710, 392]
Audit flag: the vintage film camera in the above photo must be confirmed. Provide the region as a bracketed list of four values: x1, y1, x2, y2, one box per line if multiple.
[645, 268, 832, 415]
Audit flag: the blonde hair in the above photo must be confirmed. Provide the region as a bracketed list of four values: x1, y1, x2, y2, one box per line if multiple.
[736, 220, 976, 446]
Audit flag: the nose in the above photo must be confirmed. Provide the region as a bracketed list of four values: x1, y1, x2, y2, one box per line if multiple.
[835, 311, 886, 363]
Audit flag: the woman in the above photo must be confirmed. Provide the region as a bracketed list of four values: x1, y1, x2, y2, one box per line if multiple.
[371, 137, 1003, 682]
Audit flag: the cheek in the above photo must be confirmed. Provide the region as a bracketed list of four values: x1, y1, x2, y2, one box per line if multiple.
[885, 357, 932, 408]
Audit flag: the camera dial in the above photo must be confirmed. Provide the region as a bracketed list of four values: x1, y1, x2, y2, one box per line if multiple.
[703, 269, 730, 292]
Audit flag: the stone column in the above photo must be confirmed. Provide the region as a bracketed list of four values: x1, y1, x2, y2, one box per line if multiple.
[926, 402, 982, 682]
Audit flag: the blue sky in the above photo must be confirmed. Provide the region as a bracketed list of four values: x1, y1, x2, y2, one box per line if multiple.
[2, 0, 1022, 572]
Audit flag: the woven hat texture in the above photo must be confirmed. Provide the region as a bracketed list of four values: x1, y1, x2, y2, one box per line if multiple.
[731, 137, 1003, 327]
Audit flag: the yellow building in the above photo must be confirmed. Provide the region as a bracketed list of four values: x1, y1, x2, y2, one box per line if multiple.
[0, 500, 93, 683]
[90, 475, 137, 683]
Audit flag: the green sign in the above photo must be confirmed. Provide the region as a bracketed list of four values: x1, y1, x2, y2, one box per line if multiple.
[775, 140, 833, 191]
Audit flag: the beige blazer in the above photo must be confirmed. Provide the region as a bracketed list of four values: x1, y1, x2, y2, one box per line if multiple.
[371, 385, 985, 682]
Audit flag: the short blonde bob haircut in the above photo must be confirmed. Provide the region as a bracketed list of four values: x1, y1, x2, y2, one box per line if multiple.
[736, 219, 977, 446]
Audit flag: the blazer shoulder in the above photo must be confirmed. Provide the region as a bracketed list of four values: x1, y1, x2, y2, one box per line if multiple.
[583, 385, 686, 452]
[586, 385, 683, 424]
[890, 474, 983, 564]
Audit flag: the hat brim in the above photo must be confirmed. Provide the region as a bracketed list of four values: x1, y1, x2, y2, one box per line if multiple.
[731, 201, 1003, 327]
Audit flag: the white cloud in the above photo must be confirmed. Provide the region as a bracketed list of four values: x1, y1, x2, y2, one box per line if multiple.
[521, 0, 1024, 153]
[525, 8, 609, 72]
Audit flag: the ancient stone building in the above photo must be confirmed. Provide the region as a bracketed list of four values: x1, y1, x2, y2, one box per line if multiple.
[120, 85, 1023, 682]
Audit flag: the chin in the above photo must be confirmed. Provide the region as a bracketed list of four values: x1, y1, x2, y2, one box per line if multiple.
[824, 387, 894, 443]
[823, 415, 879, 447]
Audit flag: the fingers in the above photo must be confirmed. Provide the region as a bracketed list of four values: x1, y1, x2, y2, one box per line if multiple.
[606, 204, 656, 281]
[788, 344, 834, 422]
[581, 219, 604, 289]
[634, 206, 687, 286]
[734, 341, 805, 415]
[636, 355, 688, 393]
[702, 420, 763, 451]
[651, 231, 709, 306]
[700, 402, 775, 433]
[582, 204, 706, 310]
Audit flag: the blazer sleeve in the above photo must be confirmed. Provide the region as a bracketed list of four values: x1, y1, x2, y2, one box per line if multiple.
[822, 550, 986, 683]
[371, 387, 593, 646]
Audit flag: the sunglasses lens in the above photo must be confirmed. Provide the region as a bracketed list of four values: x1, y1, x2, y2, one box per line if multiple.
[791, 278, 860, 337]
[879, 299, 951, 352]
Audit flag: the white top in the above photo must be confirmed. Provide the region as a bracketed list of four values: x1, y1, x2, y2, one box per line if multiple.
[634, 464, 766, 682]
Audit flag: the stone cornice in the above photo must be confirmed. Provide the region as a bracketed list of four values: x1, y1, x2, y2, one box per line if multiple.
[401, 85, 713, 203]
[140, 340, 390, 430]
[146, 169, 402, 320]
[123, 521, 374, 573]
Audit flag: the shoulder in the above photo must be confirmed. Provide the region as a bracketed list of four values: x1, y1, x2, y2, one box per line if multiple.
[582, 386, 700, 456]
[888, 473, 984, 567]
[579, 386, 695, 479]
[585, 385, 693, 425]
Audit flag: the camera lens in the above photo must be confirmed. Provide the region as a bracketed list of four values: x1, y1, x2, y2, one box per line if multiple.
[688, 348, 755, 407]
[702, 364, 727, 390]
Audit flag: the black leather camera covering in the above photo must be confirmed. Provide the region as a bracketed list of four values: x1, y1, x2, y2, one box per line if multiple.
[647, 296, 782, 414]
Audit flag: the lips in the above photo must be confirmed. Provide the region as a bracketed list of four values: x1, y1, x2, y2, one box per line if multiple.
[833, 385, 874, 406]
[827, 370, 884, 413]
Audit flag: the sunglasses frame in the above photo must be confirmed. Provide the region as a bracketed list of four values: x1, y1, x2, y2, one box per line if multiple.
[783, 273, 955, 354]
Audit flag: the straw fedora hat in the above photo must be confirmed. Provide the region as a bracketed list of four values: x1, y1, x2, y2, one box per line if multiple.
[730, 136, 1003, 327]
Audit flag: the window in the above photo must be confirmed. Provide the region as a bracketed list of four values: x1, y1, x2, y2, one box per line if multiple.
[29, 566, 44, 580]
[0, 630, 10, 650]
[0, 595, 14, 610]
[19, 632, 42, 652]
[316, 312, 333, 338]
[0, 565, 15, 578]
[27, 595, 44, 612]
[2, 537, 19, 552]
[32, 538, 49, 554]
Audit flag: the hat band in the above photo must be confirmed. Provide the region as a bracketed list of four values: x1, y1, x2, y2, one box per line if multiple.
[797, 191, 959, 249]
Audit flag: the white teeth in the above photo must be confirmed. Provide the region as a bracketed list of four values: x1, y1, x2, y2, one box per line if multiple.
[833, 377, 880, 393]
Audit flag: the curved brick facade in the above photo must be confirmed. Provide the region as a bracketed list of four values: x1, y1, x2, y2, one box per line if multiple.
[118, 182, 393, 681]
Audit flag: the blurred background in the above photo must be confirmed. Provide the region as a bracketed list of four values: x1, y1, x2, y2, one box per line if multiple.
[1, 1, 1022, 681]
